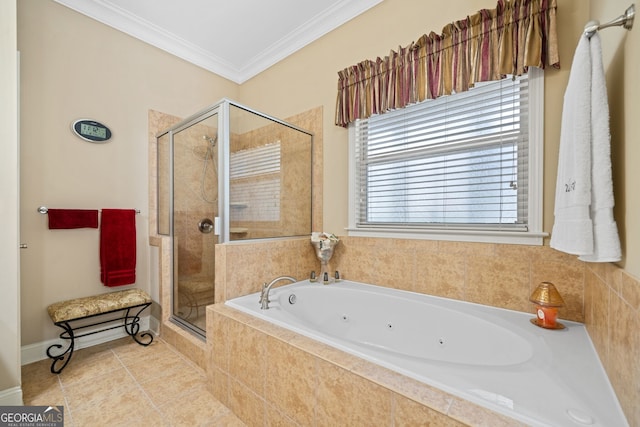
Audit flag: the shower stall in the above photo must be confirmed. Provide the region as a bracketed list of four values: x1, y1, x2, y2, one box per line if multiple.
[156, 99, 313, 337]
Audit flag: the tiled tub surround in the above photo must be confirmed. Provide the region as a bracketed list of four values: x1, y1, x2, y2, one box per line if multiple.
[208, 304, 520, 426]
[212, 237, 639, 426]
[224, 280, 627, 426]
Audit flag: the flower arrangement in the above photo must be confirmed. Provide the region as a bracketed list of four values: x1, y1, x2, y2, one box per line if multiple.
[310, 232, 339, 283]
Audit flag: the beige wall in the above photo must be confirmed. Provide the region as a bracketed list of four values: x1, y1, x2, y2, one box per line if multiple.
[1, 0, 21, 403]
[239, 0, 640, 279]
[590, 0, 640, 276]
[238, 0, 577, 238]
[17, 0, 238, 345]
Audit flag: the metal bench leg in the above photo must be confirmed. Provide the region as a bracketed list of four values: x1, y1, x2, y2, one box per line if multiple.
[124, 304, 154, 346]
[46, 321, 75, 374]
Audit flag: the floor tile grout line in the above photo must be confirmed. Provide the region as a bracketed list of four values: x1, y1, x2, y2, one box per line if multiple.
[110, 337, 211, 423]
[110, 341, 170, 419]
[53, 374, 76, 427]
[57, 348, 126, 420]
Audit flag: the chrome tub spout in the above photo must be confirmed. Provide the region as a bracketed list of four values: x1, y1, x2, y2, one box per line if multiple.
[259, 276, 297, 309]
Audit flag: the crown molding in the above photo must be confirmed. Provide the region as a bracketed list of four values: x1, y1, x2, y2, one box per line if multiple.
[236, 0, 383, 83]
[53, 0, 382, 84]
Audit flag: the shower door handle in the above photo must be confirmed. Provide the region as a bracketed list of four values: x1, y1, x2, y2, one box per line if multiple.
[198, 218, 214, 234]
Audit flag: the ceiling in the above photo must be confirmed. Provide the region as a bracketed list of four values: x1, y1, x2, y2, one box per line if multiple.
[53, 0, 383, 84]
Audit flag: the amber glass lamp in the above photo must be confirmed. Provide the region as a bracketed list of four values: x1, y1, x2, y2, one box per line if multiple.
[530, 282, 565, 329]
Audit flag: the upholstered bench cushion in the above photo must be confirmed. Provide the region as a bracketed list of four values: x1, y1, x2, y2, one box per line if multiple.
[47, 289, 151, 324]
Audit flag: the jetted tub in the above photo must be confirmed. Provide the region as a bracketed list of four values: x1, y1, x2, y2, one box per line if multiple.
[226, 279, 628, 427]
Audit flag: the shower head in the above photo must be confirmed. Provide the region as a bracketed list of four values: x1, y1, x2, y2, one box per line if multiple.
[203, 135, 217, 147]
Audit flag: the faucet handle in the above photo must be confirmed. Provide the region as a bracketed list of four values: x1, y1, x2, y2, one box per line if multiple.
[259, 282, 268, 302]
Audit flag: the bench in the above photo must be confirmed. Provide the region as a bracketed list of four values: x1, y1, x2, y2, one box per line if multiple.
[46, 288, 154, 374]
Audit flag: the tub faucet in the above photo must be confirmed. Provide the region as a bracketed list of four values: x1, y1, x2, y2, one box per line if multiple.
[259, 276, 297, 309]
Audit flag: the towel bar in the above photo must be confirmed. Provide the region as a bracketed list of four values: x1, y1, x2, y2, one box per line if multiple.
[584, 4, 635, 38]
[38, 206, 140, 214]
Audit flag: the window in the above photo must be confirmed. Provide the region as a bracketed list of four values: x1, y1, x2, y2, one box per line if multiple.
[230, 141, 281, 222]
[348, 68, 545, 245]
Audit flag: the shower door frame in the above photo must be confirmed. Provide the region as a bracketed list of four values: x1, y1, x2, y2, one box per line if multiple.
[159, 98, 314, 339]
[166, 104, 223, 338]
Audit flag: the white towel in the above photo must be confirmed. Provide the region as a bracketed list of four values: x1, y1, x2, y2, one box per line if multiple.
[578, 34, 621, 262]
[550, 33, 621, 262]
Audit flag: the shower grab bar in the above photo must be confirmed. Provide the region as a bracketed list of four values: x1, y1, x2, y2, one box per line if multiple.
[584, 4, 635, 38]
[37, 206, 140, 214]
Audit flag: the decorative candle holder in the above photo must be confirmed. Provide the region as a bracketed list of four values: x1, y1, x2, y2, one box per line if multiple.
[310, 233, 339, 284]
[529, 282, 565, 329]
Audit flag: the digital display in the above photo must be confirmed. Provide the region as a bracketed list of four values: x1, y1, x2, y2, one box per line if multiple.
[73, 119, 111, 142]
[80, 123, 107, 138]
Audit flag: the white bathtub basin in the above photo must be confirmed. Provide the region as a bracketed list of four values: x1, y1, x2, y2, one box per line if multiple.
[226, 280, 628, 427]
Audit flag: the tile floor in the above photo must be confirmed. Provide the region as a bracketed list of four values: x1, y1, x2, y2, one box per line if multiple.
[21, 336, 245, 426]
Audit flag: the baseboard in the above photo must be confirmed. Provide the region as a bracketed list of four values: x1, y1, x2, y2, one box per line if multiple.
[0, 386, 23, 405]
[22, 315, 158, 366]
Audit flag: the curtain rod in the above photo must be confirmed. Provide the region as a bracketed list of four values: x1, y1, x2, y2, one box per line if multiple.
[584, 4, 635, 38]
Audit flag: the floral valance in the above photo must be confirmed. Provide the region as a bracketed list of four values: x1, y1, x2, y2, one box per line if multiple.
[335, 0, 559, 127]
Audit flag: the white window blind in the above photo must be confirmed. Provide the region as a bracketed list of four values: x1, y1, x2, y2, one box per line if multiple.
[229, 141, 281, 179]
[230, 141, 281, 221]
[353, 74, 531, 232]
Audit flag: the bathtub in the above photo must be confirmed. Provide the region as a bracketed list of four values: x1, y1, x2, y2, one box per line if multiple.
[226, 279, 628, 427]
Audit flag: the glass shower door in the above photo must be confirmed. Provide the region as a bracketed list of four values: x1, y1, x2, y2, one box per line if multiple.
[171, 111, 219, 335]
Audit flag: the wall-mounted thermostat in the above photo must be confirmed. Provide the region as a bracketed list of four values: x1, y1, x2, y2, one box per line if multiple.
[71, 119, 112, 143]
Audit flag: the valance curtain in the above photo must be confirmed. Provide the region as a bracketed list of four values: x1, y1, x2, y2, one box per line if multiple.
[335, 0, 559, 127]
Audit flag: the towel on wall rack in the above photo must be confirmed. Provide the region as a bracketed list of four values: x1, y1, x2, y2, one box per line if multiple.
[100, 209, 137, 287]
[550, 33, 621, 262]
[47, 209, 99, 229]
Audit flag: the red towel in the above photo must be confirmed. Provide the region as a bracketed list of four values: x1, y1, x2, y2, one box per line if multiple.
[100, 209, 136, 287]
[47, 209, 99, 229]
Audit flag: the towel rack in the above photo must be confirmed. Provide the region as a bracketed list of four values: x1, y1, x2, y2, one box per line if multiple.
[584, 4, 635, 38]
[37, 206, 140, 214]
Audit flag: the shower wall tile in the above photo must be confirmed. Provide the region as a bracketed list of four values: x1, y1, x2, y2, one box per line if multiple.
[214, 244, 227, 304]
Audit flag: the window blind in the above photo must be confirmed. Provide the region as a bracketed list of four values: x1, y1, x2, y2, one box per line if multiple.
[229, 141, 281, 179]
[353, 75, 529, 231]
[230, 141, 281, 221]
